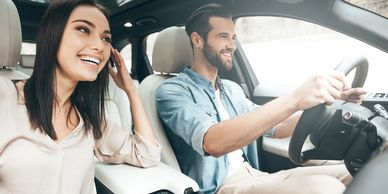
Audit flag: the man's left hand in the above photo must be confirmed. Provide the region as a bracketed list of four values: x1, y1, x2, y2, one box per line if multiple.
[340, 87, 367, 104]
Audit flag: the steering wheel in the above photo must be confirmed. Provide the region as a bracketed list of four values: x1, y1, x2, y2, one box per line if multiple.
[289, 55, 369, 165]
[344, 148, 388, 194]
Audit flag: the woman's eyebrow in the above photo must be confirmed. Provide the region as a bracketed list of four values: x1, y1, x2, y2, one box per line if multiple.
[72, 19, 111, 35]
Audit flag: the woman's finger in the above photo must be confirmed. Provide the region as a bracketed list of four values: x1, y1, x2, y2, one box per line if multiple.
[110, 46, 120, 66]
[116, 49, 125, 64]
[108, 65, 116, 76]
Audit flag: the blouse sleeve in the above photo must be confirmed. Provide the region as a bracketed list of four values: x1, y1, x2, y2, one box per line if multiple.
[94, 121, 161, 168]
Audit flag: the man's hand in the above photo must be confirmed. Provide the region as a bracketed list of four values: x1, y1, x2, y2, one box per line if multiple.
[291, 71, 347, 110]
[276, 71, 367, 139]
[291, 70, 368, 111]
[340, 87, 367, 104]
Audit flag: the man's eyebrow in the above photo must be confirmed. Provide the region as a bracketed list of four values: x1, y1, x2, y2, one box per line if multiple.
[218, 32, 228, 35]
[72, 19, 111, 35]
[218, 32, 236, 38]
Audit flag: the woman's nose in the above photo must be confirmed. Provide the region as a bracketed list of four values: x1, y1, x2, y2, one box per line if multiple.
[90, 36, 105, 52]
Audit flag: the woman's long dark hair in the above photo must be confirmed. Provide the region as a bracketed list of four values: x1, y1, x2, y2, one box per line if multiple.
[24, 0, 109, 140]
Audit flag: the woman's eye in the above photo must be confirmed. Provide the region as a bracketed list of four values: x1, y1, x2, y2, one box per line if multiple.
[76, 26, 90, 34]
[102, 37, 111, 43]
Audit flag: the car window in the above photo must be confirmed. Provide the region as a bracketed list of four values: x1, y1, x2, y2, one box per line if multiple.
[235, 16, 388, 91]
[120, 43, 132, 71]
[21, 42, 36, 55]
[344, 0, 388, 18]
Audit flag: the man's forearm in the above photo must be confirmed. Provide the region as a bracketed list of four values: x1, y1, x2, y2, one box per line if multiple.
[203, 94, 299, 157]
[273, 111, 302, 139]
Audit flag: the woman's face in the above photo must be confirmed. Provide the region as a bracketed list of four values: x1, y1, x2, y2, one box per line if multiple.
[56, 5, 111, 82]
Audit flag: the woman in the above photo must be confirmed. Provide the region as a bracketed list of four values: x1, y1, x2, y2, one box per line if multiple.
[0, 0, 160, 193]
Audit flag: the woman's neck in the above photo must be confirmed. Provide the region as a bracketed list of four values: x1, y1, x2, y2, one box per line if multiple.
[54, 69, 78, 109]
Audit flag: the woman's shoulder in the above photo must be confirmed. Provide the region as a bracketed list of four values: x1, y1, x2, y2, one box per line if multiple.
[0, 76, 23, 103]
[0, 76, 16, 96]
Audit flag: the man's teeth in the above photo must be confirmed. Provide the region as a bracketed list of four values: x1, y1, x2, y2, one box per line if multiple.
[223, 53, 232, 57]
[80, 56, 101, 65]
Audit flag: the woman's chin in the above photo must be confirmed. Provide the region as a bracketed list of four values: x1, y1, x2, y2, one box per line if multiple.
[78, 74, 98, 82]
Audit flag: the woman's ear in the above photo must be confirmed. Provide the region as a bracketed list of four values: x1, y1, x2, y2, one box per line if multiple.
[190, 32, 203, 48]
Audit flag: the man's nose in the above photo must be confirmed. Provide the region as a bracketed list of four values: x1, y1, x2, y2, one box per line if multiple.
[226, 41, 236, 52]
[226, 37, 236, 51]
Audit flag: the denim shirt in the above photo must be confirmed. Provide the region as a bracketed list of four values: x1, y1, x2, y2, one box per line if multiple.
[156, 68, 271, 194]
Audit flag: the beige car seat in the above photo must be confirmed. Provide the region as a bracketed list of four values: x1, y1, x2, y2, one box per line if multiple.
[0, 0, 29, 80]
[139, 26, 193, 171]
[95, 27, 198, 193]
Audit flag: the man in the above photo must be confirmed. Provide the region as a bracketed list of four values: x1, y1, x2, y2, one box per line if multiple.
[156, 4, 366, 194]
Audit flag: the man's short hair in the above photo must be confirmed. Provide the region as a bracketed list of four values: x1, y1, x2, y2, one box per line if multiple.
[185, 3, 232, 44]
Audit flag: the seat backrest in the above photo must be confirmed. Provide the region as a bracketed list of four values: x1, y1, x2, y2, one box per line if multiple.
[104, 76, 137, 131]
[0, 0, 28, 80]
[139, 26, 193, 171]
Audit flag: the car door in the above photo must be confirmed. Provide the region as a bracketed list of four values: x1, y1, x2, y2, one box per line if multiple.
[226, 0, 388, 173]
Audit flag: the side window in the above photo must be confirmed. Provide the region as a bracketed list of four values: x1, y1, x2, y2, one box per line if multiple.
[21, 42, 36, 55]
[344, 0, 388, 18]
[120, 43, 132, 71]
[19, 42, 36, 75]
[235, 16, 388, 91]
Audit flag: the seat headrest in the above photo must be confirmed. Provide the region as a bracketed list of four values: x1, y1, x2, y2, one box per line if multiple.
[152, 26, 193, 74]
[0, 0, 22, 68]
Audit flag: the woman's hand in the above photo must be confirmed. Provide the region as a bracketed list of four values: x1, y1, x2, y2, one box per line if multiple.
[108, 46, 158, 146]
[108, 45, 135, 92]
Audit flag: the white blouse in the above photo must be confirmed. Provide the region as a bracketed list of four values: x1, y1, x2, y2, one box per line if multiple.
[0, 77, 161, 194]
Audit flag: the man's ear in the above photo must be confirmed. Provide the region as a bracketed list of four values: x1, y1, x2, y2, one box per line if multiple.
[191, 32, 203, 48]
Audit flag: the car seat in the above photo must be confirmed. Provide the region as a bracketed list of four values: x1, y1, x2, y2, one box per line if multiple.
[104, 76, 134, 130]
[95, 28, 198, 193]
[139, 26, 193, 171]
[0, 0, 29, 80]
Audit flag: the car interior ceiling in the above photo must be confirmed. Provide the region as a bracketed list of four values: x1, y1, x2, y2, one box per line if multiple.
[14, 0, 388, 78]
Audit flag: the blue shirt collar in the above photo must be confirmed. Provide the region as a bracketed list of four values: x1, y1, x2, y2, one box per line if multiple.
[183, 67, 224, 91]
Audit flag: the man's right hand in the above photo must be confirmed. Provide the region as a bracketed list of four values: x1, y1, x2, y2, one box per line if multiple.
[291, 70, 349, 110]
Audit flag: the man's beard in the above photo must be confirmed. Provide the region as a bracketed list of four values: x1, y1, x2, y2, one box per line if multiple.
[203, 41, 233, 71]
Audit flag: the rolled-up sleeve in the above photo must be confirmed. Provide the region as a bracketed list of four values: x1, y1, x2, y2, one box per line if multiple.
[94, 121, 161, 168]
[156, 82, 216, 155]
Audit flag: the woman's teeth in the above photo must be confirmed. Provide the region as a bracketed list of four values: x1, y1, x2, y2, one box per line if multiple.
[80, 56, 101, 65]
